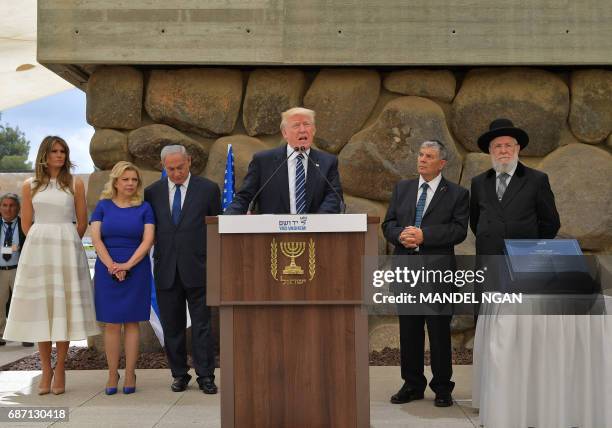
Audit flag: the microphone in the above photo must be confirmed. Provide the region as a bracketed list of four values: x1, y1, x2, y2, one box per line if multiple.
[247, 147, 300, 213]
[298, 146, 346, 214]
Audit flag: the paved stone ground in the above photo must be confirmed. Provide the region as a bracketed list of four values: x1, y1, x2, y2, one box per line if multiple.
[0, 367, 479, 427]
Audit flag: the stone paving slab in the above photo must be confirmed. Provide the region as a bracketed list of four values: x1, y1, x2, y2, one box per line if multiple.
[0, 367, 477, 427]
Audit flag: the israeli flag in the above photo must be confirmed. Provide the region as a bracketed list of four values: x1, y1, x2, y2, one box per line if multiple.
[222, 144, 235, 211]
[149, 168, 191, 347]
[149, 257, 165, 346]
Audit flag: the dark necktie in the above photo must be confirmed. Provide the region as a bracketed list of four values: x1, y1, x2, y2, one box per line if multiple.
[497, 173, 509, 201]
[172, 184, 182, 225]
[414, 183, 429, 228]
[295, 154, 306, 214]
[3, 221, 13, 261]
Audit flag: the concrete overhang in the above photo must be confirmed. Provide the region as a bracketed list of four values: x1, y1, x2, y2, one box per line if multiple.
[36, 1, 612, 89]
[0, 0, 73, 111]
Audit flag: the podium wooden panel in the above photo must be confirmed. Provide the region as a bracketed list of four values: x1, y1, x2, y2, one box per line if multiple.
[207, 215, 378, 428]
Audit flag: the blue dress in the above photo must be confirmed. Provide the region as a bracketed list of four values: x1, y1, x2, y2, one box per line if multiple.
[91, 199, 155, 323]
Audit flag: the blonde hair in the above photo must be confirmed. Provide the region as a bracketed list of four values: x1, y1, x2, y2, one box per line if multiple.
[100, 161, 144, 206]
[32, 136, 75, 196]
[280, 107, 316, 130]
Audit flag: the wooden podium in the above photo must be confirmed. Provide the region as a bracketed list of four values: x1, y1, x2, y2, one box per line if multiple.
[206, 214, 378, 428]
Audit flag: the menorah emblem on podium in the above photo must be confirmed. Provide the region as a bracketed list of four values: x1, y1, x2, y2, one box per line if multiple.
[270, 238, 316, 284]
[280, 241, 305, 275]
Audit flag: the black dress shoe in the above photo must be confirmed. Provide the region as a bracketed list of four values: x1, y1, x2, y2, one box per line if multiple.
[434, 392, 453, 407]
[22, 342, 34, 347]
[171, 374, 192, 392]
[197, 376, 218, 394]
[0, 340, 6, 346]
[390, 385, 424, 404]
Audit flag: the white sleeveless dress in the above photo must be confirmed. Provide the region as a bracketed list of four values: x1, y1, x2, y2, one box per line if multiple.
[2, 178, 100, 342]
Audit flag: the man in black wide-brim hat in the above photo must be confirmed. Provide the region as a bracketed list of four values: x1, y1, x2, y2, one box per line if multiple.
[469, 118, 561, 255]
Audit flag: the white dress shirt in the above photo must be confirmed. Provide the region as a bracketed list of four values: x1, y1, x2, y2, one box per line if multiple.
[287, 145, 309, 214]
[409, 173, 443, 252]
[417, 173, 443, 214]
[168, 173, 191, 214]
[0, 218, 20, 267]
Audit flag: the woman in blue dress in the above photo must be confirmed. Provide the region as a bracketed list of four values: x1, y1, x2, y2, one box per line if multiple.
[90, 161, 155, 394]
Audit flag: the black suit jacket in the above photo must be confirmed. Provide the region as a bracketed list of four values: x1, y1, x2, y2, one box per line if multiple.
[469, 162, 560, 255]
[382, 177, 469, 312]
[382, 177, 469, 256]
[144, 176, 221, 289]
[225, 145, 343, 214]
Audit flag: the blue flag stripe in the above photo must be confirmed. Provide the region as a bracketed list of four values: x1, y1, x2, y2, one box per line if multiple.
[222, 144, 235, 211]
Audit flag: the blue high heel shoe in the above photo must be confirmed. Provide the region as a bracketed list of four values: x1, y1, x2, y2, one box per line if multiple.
[105, 373, 120, 395]
[123, 374, 136, 394]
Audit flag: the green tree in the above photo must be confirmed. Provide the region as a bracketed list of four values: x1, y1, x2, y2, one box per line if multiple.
[0, 155, 32, 172]
[0, 113, 32, 172]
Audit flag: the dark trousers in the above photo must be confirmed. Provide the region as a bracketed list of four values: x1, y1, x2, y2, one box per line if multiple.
[156, 270, 215, 380]
[398, 314, 454, 394]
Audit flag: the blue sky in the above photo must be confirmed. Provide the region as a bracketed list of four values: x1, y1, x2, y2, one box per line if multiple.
[1, 89, 95, 173]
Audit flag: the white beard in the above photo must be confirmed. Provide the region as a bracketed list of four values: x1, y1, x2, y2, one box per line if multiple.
[491, 155, 519, 174]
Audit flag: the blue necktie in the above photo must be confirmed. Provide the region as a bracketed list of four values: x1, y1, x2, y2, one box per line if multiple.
[295, 154, 306, 214]
[414, 183, 429, 228]
[172, 184, 182, 225]
[3, 221, 13, 261]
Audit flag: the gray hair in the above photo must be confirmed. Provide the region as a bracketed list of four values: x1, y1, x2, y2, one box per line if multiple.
[160, 145, 188, 163]
[0, 193, 20, 209]
[280, 107, 316, 130]
[420, 140, 448, 161]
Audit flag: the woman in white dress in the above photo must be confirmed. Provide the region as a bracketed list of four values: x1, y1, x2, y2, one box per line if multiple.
[3, 136, 99, 395]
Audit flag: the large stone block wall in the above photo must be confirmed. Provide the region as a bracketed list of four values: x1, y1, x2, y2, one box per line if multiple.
[86, 65, 612, 353]
[88, 65, 612, 253]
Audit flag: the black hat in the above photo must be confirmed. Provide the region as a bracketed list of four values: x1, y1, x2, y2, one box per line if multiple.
[477, 118, 529, 153]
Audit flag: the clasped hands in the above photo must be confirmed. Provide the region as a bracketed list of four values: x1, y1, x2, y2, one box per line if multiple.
[108, 262, 132, 282]
[398, 226, 424, 248]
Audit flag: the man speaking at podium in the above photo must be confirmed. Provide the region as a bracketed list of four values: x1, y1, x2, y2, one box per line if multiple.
[225, 107, 343, 214]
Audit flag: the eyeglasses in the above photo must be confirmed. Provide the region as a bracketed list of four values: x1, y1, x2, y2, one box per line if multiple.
[490, 142, 517, 151]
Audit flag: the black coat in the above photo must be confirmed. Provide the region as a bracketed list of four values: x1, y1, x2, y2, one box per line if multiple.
[225, 144, 343, 214]
[144, 176, 221, 290]
[382, 177, 470, 256]
[469, 162, 560, 255]
[382, 176, 469, 312]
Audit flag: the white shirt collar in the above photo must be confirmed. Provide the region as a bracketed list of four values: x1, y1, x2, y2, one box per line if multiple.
[287, 145, 310, 158]
[1, 217, 16, 226]
[418, 173, 442, 192]
[168, 173, 191, 190]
